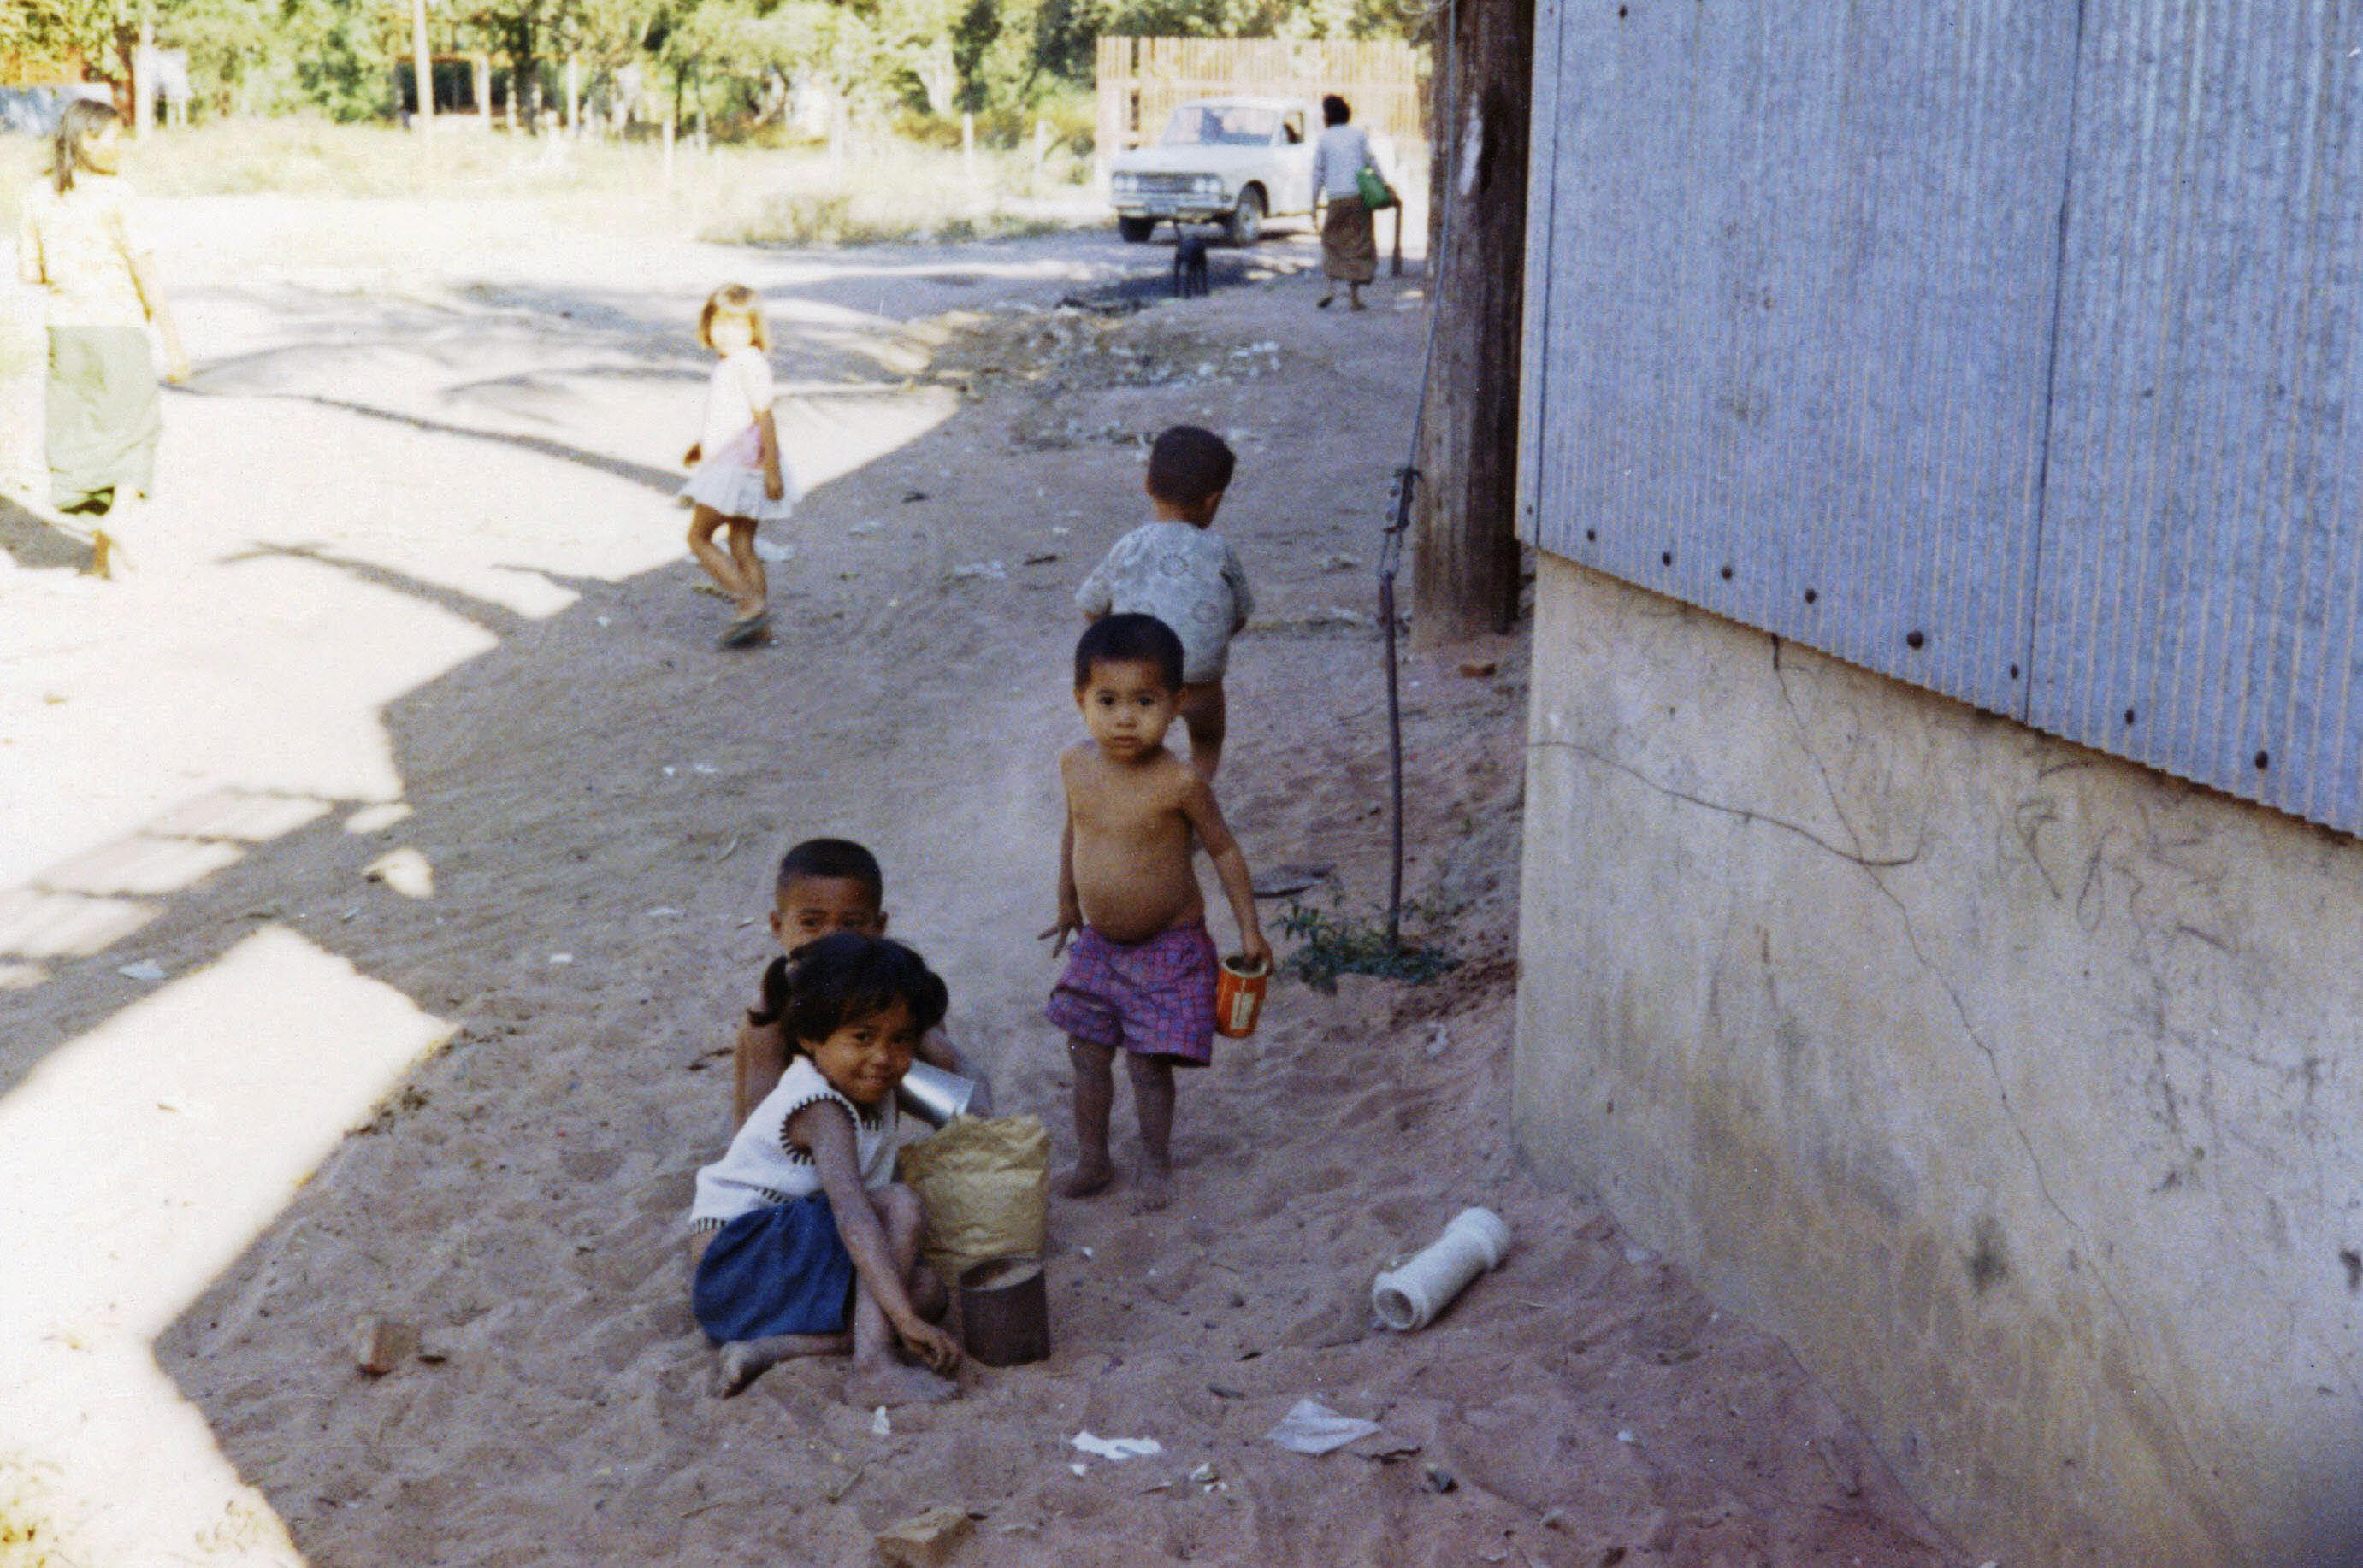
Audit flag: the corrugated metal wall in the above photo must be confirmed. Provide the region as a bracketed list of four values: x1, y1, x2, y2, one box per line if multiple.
[2031, 1, 2363, 828]
[1520, 0, 2363, 835]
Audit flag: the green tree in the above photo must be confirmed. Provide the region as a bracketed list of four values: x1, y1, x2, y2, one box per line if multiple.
[877, 0, 960, 115]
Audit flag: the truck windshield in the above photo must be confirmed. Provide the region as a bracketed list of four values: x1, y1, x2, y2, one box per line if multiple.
[1161, 105, 1279, 147]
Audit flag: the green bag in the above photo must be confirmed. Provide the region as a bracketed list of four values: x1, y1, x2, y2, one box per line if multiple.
[1356, 165, 1397, 211]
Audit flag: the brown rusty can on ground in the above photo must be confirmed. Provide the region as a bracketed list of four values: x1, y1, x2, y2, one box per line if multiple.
[957, 1254, 1049, 1366]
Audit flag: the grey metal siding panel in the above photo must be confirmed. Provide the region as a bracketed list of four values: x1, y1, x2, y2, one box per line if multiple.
[2029, 0, 2363, 832]
[1516, 0, 1569, 545]
[1529, 1, 2079, 718]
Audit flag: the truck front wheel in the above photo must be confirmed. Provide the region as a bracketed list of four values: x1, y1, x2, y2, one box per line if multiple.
[1223, 186, 1266, 246]
[1118, 215, 1158, 244]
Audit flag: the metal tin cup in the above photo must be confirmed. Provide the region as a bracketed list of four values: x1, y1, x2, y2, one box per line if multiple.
[957, 1254, 1050, 1366]
[896, 1060, 979, 1128]
[1214, 953, 1272, 1039]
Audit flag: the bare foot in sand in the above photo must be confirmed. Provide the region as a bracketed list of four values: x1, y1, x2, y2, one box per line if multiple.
[1054, 1160, 1117, 1200]
[1131, 1164, 1173, 1213]
[846, 1361, 960, 1407]
[712, 1332, 848, 1397]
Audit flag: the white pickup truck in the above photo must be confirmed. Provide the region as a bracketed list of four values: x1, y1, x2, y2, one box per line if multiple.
[1108, 97, 1320, 246]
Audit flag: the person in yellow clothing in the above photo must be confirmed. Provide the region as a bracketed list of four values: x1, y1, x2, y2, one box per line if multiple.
[15, 98, 189, 563]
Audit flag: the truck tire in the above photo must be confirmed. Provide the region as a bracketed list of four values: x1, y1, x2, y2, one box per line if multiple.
[1223, 186, 1266, 246]
[1118, 215, 1158, 244]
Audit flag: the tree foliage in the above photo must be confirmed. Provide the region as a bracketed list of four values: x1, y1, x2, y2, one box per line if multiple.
[21, 0, 1418, 135]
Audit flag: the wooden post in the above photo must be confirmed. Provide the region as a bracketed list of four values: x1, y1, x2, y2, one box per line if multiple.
[962, 112, 975, 180]
[1093, 36, 1128, 192]
[564, 55, 580, 134]
[476, 54, 492, 125]
[134, 1, 154, 138]
[410, 0, 433, 130]
[1410, 0, 1535, 645]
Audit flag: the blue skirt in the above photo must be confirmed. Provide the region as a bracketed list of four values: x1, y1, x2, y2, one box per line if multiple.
[693, 1194, 856, 1344]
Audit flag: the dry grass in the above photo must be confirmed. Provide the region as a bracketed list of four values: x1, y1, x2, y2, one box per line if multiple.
[1, 121, 1100, 248]
[700, 185, 1076, 248]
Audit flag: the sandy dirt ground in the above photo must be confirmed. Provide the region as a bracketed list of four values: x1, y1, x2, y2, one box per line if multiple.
[0, 200, 1963, 1567]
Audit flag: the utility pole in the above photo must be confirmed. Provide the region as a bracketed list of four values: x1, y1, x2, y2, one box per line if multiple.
[1410, 0, 1535, 645]
[411, 0, 434, 130]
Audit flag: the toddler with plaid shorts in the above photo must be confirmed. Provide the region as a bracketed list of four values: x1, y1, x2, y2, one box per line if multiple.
[1042, 613, 1272, 1213]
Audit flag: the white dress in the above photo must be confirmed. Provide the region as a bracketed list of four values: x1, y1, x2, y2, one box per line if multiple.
[680, 346, 800, 522]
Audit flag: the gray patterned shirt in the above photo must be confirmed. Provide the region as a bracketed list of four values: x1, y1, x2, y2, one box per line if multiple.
[1076, 521, 1255, 684]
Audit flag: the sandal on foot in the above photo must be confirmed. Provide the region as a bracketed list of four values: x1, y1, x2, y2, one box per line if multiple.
[1316, 294, 1335, 309]
[718, 610, 770, 648]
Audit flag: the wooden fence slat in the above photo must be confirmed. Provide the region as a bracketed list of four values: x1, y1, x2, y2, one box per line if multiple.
[1096, 35, 1427, 153]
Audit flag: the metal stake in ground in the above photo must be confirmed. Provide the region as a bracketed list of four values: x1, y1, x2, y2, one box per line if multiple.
[1377, 0, 1461, 955]
[1379, 463, 1419, 952]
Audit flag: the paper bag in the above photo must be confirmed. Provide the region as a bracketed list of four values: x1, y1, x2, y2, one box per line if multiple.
[897, 1113, 1049, 1284]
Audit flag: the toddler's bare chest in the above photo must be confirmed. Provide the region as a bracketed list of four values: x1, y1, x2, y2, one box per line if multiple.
[1074, 792, 1191, 849]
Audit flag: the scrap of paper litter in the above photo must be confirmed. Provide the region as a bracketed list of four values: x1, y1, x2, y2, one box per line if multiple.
[1264, 1400, 1383, 1455]
[1070, 1432, 1162, 1462]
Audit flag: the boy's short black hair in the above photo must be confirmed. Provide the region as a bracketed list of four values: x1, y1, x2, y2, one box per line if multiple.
[1321, 94, 1350, 127]
[776, 838, 883, 901]
[1145, 426, 1236, 510]
[758, 931, 949, 1048]
[1075, 613, 1186, 693]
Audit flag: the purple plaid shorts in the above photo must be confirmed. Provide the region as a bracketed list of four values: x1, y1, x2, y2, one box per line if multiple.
[1046, 918, 1220, 1067]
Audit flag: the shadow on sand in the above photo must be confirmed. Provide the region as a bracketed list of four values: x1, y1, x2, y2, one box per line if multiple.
[0, 491, 94, 573]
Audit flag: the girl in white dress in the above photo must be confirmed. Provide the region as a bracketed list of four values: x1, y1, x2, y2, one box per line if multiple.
[681, 284, 799, 647]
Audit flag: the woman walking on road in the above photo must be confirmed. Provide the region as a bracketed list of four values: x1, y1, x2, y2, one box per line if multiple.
[1310, 94, 1386, 311]
[15, 98, 188, 559]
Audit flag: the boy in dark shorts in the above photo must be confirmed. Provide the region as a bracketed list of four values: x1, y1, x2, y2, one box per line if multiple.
[1043, 614, 1271, 1212]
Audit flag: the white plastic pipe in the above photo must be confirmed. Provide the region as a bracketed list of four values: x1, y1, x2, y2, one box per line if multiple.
[1371, 1206, 1512, 1331]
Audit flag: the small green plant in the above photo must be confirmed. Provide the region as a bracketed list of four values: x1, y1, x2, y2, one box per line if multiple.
[1275, 899, 1459, 994]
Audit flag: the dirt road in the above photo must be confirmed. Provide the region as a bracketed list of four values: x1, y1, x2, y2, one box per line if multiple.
[0, 204, 1956, 1566]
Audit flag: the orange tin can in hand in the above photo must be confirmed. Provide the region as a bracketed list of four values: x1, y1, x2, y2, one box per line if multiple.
[1214, 954, 1272, 1038]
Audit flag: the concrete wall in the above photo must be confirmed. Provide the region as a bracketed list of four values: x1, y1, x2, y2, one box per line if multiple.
[1516, 555, 2363, 1567]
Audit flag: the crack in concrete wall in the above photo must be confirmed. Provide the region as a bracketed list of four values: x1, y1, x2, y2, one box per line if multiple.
[1515, 557, 2363, 1566]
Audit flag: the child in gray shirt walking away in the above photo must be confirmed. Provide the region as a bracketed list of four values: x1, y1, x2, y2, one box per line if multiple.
[1076, 426, 1253, 780]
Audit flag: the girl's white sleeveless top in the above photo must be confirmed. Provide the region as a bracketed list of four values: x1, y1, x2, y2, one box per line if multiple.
[691, 1057, 901, 1230]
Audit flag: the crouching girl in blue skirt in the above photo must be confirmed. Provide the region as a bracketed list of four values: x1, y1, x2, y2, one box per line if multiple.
[688, 932, 962, 1404]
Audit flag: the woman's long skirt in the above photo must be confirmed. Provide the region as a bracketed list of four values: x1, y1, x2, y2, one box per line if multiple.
[1320, 195, 1379, 285]
[46, 326, 159, 514]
